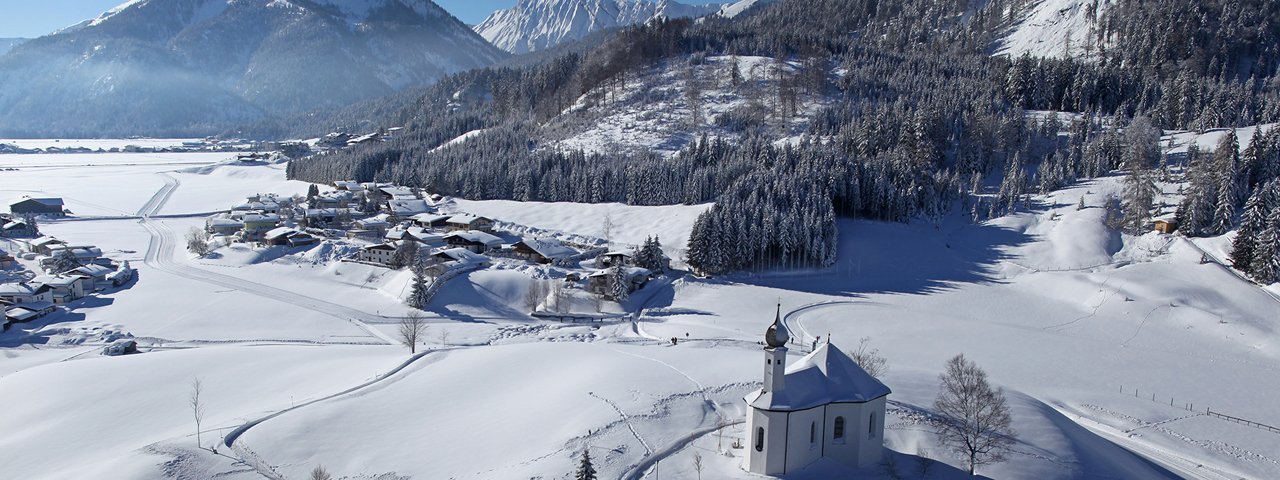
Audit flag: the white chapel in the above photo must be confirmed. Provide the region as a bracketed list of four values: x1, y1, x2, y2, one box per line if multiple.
[743, 309, 891, 475]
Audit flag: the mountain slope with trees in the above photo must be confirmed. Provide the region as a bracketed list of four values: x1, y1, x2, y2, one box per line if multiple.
[288, 0, 1280, 275]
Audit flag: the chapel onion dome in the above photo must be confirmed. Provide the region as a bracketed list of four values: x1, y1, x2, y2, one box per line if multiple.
[765, 305, 789, 348]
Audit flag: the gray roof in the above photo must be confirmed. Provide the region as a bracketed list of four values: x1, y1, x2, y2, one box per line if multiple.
[746, 343, 891, 412]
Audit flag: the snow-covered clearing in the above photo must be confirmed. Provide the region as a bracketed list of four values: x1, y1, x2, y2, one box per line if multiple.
[3, 141, 1279, 479]
[994, 0, 1108, 59]
[547, 55, 822, 156]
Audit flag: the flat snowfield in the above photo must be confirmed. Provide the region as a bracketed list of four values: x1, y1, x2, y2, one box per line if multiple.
[2, 141, 1278, 480]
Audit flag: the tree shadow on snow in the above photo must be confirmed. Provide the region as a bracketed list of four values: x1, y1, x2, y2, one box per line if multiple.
[0, 309, 88, 347]
[731, 217, 1033, 297]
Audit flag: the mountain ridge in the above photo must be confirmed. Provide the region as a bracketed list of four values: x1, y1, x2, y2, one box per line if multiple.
[474, 0, 719, 54]
[0, 0, 507, 138]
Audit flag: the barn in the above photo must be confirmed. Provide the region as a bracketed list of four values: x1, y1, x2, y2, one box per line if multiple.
[9, 197, 65, 217]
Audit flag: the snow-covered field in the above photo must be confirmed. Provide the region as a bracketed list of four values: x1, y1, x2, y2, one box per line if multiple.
[3, 135, 1280, 479]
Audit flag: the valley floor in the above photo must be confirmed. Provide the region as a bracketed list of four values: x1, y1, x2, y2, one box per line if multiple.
[1, 147, 1277, 479]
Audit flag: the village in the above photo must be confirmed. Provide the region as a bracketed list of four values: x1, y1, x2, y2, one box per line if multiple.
[196, 180, 670, 319]
[0, 197, 134, 341]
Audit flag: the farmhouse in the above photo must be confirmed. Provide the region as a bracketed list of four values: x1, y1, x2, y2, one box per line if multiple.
[9, 196, 65, 217]
[5, 305, 46, 325]
[388, 199, 433, 218]
[1, 219, 36, 238]
[240, 214, 282, 242]
[206, 216, 245, 236]
[433, 248, 491, 268]
[597, 250, 633, 268]
[410, 213, 451, 229]
[385, 226, 445, 248]
[354, 214, 393, 235]
[586, 267, 652, 294]
[744, 313, 890, 475]
[32, 275, 86, 304]
[263, 227, 317, 247]
[359, 243, 398, 265]
[512, 238, 578, 264]
[0, 282, 54, 305]
[445, 214, 494, 232]
[444, 230, 503, 253]
[1153, 215, 1178, 234]
[28, 236, 67, 255]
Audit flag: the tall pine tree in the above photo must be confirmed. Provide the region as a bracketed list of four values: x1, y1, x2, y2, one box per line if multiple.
[1251, 208, 1280, 285]
[575, 449, 597, 480]
[1230, 189, 1268, 273]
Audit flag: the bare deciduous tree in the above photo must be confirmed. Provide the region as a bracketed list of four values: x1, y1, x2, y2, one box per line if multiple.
[398, 310, 427, 354]
[190, 377, 206, 450]
[934, 354, 1015, 475]
[438, 327, 450, 347]
[186, 228, 210, 256]
[692, 451, 703, 480]
[525, 278, 547, 312]
[851, 336, 888, 378]
[916, 446, 936, 478]
[309, 465, 332, 480]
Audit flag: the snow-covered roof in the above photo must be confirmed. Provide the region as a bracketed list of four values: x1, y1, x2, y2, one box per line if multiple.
[9, 196, 64, 207]
[0, 283, 42, 295]
[389, 199, 432, 215]
[30, 236, 64, 247]
[746, 343, 891, 412]
[411, 213, 450, 224]
[33, 275, 80, 287]
[517, 238, 577, 259]
[264, 227, 300, 241]
[587, 266, 651, 280]
[445, 230, 503, 246]
[446, 214, 491, 225]
[5, 306, 39, 321]
[379, 186, 416, 197]
[242, 214, 281, 224]
[434, 248, 489, 265]
[604, 250, 634, 257]
[73, 264, 114, 277]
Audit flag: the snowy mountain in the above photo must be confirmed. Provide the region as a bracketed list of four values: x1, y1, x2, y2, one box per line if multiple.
[0, 38, 25, 56]
[474, 0, 720, 54]
[0, 0, 507, 137]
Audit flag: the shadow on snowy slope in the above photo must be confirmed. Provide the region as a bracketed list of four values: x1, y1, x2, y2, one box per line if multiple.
[731, 216, 1032, 297]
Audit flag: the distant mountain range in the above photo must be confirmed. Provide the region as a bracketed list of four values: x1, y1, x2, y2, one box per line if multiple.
[474, 0, 719, 54]
[0, 38, 25, 56]
[0, 0, 506, 138]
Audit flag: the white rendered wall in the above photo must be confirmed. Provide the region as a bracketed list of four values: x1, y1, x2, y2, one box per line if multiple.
[784, 406, 825, 473]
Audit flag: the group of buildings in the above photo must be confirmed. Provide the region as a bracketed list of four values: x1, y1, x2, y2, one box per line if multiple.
[1, 234, 132, 331]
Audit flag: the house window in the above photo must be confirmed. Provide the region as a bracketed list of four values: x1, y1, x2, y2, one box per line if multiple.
[755, 427, 764, 452]
[868, 413, 876, 439]
[833, 416, 845, 439]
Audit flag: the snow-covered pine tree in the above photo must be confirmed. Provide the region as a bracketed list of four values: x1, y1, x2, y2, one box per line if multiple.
[575, 449, 597, 480]
[1210, 177, 1237, 235]
[1250, 208, 1280, 285]
[607, 264, 630, 302]
[407, 259, 430, 309]
[1231, 189, 1268, 273]
[635, 236, 665, 273]
[1122, 166, 1155, 235]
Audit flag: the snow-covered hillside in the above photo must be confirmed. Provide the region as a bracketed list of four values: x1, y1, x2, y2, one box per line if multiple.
[4, 129, 1280, 479]
[0, 0, 507, 137]
[714, 0, 774, 19]
[474, 0, 719, 54]
[546, 55, 819, 155]
[994, 0, 1110, 59]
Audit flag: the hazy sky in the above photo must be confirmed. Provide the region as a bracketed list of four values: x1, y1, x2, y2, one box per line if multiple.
[0, 1, 723, 39]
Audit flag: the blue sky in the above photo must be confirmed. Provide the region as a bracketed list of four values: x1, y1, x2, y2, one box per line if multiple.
[0, 1, 722, 39]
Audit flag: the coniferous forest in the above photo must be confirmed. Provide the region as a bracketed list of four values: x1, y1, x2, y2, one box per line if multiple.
[285, 0, 1280, 275]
